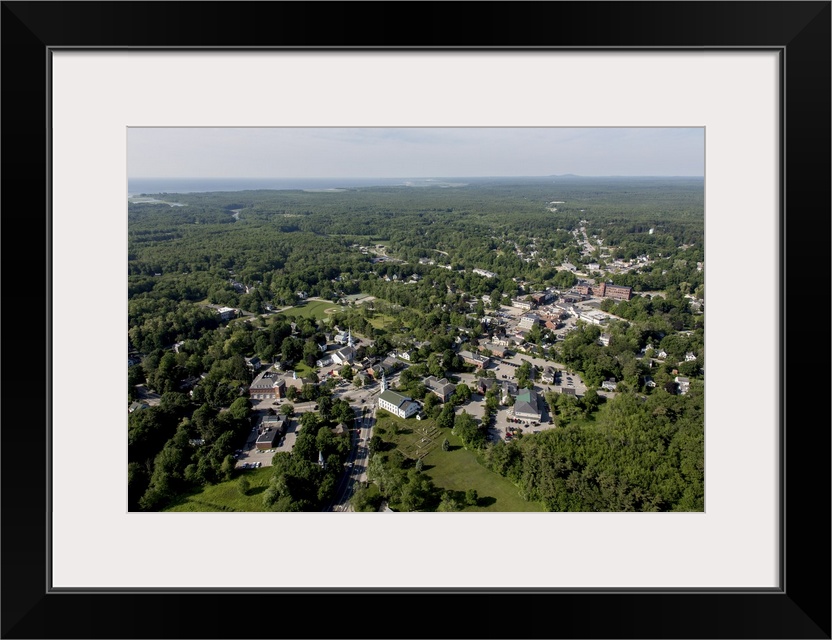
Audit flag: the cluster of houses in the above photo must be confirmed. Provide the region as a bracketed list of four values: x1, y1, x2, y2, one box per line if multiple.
[372, 369, 548, 422]
[315, 329, 358, 368]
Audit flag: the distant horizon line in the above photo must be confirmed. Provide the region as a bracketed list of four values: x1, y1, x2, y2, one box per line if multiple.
[129, 174, 704, 180]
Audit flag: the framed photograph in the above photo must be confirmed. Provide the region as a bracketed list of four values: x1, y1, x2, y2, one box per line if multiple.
[2, 2, 829, 638]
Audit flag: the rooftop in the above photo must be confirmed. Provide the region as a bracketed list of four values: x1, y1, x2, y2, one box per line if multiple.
[379, 389, 413, 407]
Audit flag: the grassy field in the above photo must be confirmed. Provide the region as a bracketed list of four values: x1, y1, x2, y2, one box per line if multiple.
[290, 361, 318, 379]
[163, 413, 543, 513]
[163, 467, 273, 512]
[366, 313, 397, 330]
[278, 299, 344, 320]
[375, 413, 544, 512]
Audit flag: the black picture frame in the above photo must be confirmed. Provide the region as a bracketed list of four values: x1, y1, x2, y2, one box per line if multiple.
[2, 2, 829, 638]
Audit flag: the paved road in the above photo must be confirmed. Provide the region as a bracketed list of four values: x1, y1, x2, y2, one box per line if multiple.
[327, 406, 375, 512]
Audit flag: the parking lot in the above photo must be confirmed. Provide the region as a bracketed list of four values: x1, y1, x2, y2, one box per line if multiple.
[452, 385, 556, 445]
[447, 349, 596, 444]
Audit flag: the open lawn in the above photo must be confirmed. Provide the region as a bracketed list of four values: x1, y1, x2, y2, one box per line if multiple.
[278, 299, 344, 320]
[291, 362, 316, 379]
[375, 413, 544, 512]
[366, 313, 397, 330]
[163, 466, 273, 512]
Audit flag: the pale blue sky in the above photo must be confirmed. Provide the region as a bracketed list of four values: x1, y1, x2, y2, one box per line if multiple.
[128, 127, 704, 179]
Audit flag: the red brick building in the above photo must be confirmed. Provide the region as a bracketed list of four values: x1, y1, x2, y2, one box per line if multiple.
[599, 283, 633, 300]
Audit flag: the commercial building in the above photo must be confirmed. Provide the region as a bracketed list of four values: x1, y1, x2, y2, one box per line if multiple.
[571, 282, 632, 301]
[249, 370, 286, 400]
[597, 282, 633, 300]
[458, 350, 490, 369]
[511, 298, 534, 310]
[517, 313, 541, 331]
[513, 389, 541, 421]
[256, 415, 286, 450]
[423, 376, 456, 402]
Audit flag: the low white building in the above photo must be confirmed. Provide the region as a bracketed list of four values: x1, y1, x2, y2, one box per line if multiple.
[512, 298, 534, 311]
[377, 389, 420, 419]
[578, 310, 609, 326]
[517, 313, 541, 330]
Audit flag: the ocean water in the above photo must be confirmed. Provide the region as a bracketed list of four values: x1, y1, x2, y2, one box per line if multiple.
[127, 177, 474, 196]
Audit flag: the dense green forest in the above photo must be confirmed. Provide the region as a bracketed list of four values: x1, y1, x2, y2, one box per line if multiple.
[128, 177, 705, 512]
